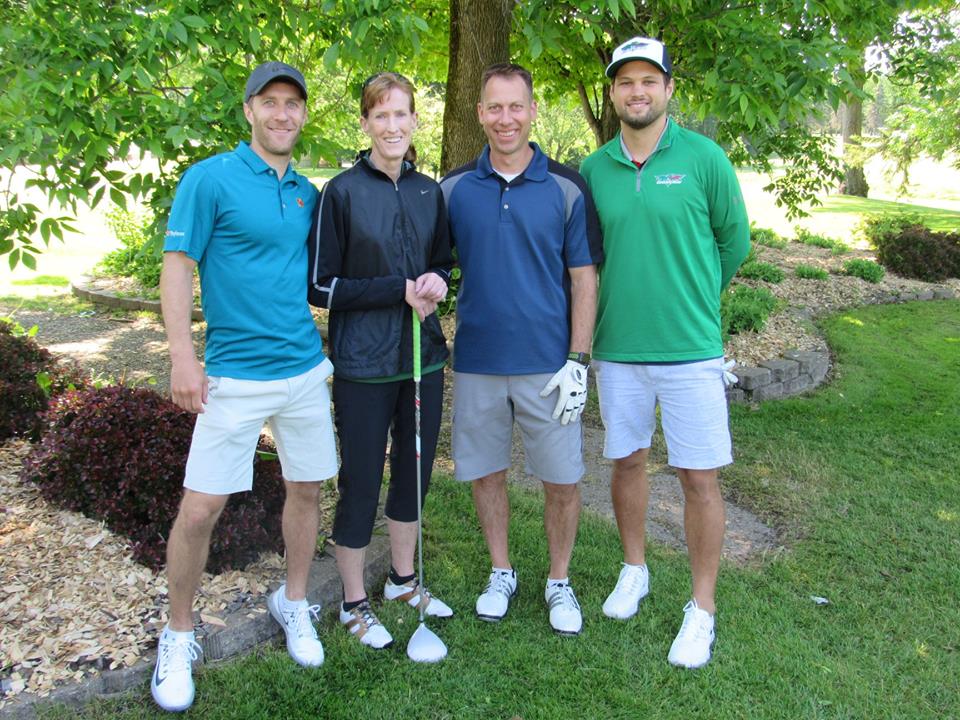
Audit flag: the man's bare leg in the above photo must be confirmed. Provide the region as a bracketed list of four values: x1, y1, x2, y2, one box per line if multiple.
[676, 467, 724, 614]
[166, 489, 229, 631]
[610, 448, 651, 565]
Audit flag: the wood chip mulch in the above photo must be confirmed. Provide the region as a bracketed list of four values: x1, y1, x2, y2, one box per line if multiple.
[0, 440, 291, 704]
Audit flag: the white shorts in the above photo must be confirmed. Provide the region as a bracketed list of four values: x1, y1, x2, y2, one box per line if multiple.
[184, 359, 339, 494]
[594, 358, 732, 470]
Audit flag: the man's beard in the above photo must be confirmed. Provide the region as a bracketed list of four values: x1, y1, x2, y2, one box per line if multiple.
[618, 105, 665, 130]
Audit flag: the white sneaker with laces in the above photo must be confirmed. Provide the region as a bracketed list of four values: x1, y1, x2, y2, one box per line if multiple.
[384, 577, 454, 618]
[339, 601, 394, 649]
[668, 599, 715, 668]
[545, 581, 583, 635]
[602, 563, 649, 619]
[151, 627, 202, 712]
[475, 568, 517, 621]
[267, 585, 325, 667]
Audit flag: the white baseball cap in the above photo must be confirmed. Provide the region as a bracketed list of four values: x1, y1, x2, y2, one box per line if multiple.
[605, 37, 672, 79]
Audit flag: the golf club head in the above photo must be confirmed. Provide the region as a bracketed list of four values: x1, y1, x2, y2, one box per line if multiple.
[407, 622, 447, 663]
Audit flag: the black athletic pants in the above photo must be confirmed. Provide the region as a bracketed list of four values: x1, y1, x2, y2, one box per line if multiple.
[331, 369, 444, 548]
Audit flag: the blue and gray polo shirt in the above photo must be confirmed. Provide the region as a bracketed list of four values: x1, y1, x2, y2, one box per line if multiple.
[440, 142, 603, 375]
[164, 141, 324, 380]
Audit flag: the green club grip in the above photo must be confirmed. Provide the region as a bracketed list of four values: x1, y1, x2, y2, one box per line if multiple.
[412, 306, 421, 381]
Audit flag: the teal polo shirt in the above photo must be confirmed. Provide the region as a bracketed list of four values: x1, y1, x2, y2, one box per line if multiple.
[164, 141, 323, 380]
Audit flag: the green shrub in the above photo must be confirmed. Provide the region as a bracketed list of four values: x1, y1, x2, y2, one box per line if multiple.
[22, 386, 288, 572]
[737, 260, 785, 283]
[794, 264, 829, 280]
[0, 318, 86, 440]
[721, 285, 778, 338]
[842, 258, 886, 283]
[795, 227, 841, 250]
[872, 224, 960, 282]
[856, 212, 927, 248]
[829, 241, 851, 256]
[97, 207, 162, 288]
[750, 225, 788, 249]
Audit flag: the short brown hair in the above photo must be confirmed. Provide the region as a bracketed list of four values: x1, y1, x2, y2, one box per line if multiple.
[480, 63, 534, 101]
[360, 72, 416, 117]
[359, 72, 419, 165]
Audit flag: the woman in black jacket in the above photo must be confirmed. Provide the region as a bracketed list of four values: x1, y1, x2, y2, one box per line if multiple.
[308, 72, 454, 650]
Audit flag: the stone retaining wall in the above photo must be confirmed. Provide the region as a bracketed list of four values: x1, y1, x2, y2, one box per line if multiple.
[726, 286, 956, 403]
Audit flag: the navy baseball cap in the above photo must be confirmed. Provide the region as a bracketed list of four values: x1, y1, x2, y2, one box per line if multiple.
[244, 62, 308, 103]
[605, 37, 672, 79]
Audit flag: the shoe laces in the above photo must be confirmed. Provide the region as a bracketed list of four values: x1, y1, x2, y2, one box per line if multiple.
[352, 601, 384, 631]
[484, 571, 515, 598]
[614, 564, 646, 595]
[547, 583, 580, 612]
[282, 603, 322, 640]
[157, 635, 201, 675]
[676, 600, 712, 642]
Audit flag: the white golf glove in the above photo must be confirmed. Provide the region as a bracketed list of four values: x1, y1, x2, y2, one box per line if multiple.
[722, 357, 739, 387]
[540, 359, 588, 425]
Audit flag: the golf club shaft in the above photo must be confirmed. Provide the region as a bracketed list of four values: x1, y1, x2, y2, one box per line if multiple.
[412, 308, 425, 624]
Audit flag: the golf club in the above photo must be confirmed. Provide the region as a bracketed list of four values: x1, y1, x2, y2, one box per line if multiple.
[406, 307, 448, 663]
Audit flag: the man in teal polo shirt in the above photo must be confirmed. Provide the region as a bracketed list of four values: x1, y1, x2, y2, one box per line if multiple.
[580, 37, 750, 669]
[153, 62, 338, 712]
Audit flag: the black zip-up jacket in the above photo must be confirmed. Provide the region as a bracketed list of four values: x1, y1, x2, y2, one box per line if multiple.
[307, 153, 453, 380]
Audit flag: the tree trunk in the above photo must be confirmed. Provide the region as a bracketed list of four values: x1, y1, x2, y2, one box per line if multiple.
[576, 81, 620, 148]
[841, 66, 869, 197]
[440, 0, 512, 175]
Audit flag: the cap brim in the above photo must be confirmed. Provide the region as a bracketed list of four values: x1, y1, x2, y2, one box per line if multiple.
[246, 75, 308, 102]
[605, 57, 669, 79]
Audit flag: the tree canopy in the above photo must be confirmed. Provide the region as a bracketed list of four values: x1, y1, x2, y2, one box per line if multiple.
[2, 0, 957, 268]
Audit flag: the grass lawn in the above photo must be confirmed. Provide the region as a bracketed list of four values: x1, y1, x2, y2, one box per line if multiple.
[55, 300, 960, 719]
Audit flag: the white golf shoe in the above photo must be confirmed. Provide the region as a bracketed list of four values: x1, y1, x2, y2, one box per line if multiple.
[151, 627, 202, 712]
[475, 568, 517, 622]
[384, 577, 454, 618]
[602, 563, 649, 619]
[545, 581, 582, 636]
[340, 601, 394, 649]
[268, 585, 325, 667]
[668, 599, 715, 669]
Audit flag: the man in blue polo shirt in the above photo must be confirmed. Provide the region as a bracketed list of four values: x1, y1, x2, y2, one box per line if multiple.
[440, 63, 603, 636]
[153, 62, 338, 712]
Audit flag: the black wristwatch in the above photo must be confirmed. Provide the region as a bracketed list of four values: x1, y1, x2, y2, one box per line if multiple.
[567, 352, 591, 367]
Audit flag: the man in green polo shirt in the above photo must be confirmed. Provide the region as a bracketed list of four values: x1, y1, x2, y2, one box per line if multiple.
[153, 62, 338, 712]
[580, 37, 750, 669]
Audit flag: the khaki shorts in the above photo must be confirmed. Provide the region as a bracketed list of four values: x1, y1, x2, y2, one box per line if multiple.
[184, 359, 339, 494]
[595, 358, 732, 470]
[452, 372, 584, 484]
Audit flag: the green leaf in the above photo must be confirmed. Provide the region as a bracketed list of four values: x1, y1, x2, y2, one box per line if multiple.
[323, 42, 340, 71]
[109, 188, 127, 210]
[181, 15, 207, 29]
[91, 186, 106, 208]
[22, 251, 37, 270]
[40, 218, 53, 244]
[249, 27, 261, 52]
[529, 35, 543, 60]
[8, 248, 21, 270]
[170, 20, 188, 45]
